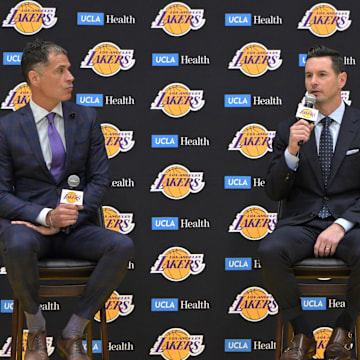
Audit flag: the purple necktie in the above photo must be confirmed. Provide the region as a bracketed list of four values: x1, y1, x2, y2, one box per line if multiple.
[47, 112, 65, 181]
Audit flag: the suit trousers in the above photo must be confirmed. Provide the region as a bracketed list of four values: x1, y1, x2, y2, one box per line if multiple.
[0, 222, 134, 320]
[258, 217, 360, 322]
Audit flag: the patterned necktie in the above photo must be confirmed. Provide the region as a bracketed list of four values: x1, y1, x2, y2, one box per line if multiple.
[47, 112, 65, 181]
[318, 117, 333, 218]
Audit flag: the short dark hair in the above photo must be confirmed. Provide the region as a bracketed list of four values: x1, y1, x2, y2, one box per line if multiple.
[21, 39, 68, 84]
[306, 44, 345, 74]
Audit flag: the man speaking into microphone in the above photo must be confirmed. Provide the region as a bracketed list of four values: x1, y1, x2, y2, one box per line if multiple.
[0, 39, 134, 360]
[258, 44, 360, 360]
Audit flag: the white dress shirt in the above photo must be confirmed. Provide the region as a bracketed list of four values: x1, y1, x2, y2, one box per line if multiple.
[29, 99, 66, 226]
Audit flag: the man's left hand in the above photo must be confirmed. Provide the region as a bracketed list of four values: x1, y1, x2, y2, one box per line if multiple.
[11, 220, 60, 235]
[314, 223, 345, 257]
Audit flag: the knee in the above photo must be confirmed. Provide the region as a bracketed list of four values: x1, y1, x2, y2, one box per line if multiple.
[258, 237, 283, 267]
[110, 233, 135, 261]
[1, 225, 38, 258]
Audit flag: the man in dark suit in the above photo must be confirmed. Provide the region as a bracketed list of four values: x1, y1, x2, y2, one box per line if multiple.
[0, 39, 134, 360]
[258, 44, 360, 360]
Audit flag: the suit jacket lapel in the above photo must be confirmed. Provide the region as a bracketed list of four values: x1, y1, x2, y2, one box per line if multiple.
[19, 104, 53, 180]
[301, 130, 324, 189]
[62, 103, 77, 178]
[329, 107, 360, 185]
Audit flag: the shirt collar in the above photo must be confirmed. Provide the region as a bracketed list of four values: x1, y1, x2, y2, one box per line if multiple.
[29, 99, 63, 124]
[315, 101, 345, 126]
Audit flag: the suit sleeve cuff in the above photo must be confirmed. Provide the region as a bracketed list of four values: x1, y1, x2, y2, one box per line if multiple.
[36, 208, 53, 227]
[334, 218, 355, 233]
[285, 147, 299, 171]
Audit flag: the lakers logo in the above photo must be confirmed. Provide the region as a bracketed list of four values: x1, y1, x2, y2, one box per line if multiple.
[150, 164, 205, 200]
[151, 247, 205, 281]
[81, 42, 135, 77]
[298, 3, 351, 37]
[102, 206, 135, 235]
[229, 205, 277, 240]
[1, 82, 31, 111]
[151, 83, 205, 118]
[151, 2, 206, 37]
[2, 1, 57, 35]
[101, 123, 135, 158]
[228, 42, 282, 77]
[313, 327, 332, 359]
[228, 124, 276, 159]
[94, 291, 134, 323]
[228, 286, 278, 322]
[150, 328, 205, 359]
[342, 91, 351, 106]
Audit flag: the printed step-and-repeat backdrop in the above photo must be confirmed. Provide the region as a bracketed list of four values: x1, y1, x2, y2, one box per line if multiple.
[0, 0, 358, 359]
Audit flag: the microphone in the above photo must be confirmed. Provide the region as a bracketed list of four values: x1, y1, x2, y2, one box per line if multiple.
[60, 175, 83, 234]
[296, 93, 318, 146]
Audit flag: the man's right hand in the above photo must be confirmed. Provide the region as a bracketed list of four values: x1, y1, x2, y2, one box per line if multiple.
[288, 119, 314, 155]
[46, 203, 84, 228]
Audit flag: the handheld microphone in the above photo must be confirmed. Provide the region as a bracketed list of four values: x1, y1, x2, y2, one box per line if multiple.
[296, 93, 318, 146]
[60, 175, 83, 234]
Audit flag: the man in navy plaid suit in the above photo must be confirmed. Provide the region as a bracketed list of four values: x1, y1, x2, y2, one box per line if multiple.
[0, 39, 134, 360]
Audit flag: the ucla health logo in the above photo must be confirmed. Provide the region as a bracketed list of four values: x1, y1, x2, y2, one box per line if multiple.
[81, 42, 135, 77]
[151, 2, 206, 37]
[228, 42, 282, 77]
[224, 176, 251, 189]
[151, 247, 205, 281]
[228, 205, 277, 240]
[152, 135, 178, 148]
[152, 53, 179, 66]
[151, 164, 205, 200]
[76, 94, 103, 107]
[3, 52, 22, 65]
[1, 300, 13, 313]
[150, 328, 205, 359]
[229, 286, 278, 322]
[225, 13, 251, 26]
[225, 258, 252, 271]
[151, 298, 179, 312]
[301, 297, 327, 311]
[151, 83, 205, 118]
[224, 94, 251, 108]
[152, 217, 179, 230]
[77, 12, 104, 25]
[298, 3, 351, 37]
[101, 123, 135, 158]
[225, 339, 252, 352]
[1, 82, 31, 111]
[2, 1, 57, 35]
[228, 124, 275, 159]
[94, 291, 134, 323]
[102, 206, 135, 235]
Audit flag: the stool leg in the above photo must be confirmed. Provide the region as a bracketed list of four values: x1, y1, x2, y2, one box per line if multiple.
[100, 305, 108, 360]
[86, 322, 92, 360]
[17, 304, 24, 360]
[10, 298, 19, 360]
[356, 316, 360, 360]
[275, 312, 283, 360]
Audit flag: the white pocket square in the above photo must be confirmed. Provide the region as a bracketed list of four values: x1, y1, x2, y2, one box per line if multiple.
[346, 148, 360, 155]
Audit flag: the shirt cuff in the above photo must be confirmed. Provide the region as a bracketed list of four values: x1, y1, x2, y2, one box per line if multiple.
[285, 147, 299, 171]
[334, 218, 355, 233]
[36, 208, 53, 227]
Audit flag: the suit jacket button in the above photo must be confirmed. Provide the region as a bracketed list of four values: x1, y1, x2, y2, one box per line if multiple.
[310, 212, 315, 217]
[324, 196, 329, 201]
